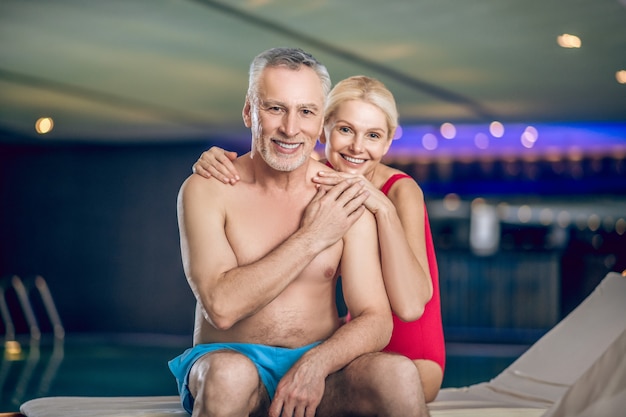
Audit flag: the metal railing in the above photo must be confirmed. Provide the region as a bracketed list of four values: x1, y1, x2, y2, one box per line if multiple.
[1, 275, 65, 408]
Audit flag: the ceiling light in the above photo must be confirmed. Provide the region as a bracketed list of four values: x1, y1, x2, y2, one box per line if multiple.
[474, 133, 489, 149]
[489, 121, 504, 138]
[557, 33, 582, 48]
[422, 133, 438, 150]
[616, 70, 626, 84]
[35, 117, 54, 134]
[440, 122, 456, 139]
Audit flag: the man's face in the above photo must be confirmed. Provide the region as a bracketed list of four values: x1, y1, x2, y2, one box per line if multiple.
[245, 65, 325, 172]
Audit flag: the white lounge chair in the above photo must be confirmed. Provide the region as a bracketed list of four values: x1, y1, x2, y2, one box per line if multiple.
[430, 271, 626, 416]
[20, 272, 626, 417]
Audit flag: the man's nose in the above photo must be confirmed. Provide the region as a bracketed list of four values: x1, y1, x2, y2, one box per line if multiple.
[280, 112, 300, 137]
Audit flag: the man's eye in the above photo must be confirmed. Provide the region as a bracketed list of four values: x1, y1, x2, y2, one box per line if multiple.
[263, 106, 283, 114]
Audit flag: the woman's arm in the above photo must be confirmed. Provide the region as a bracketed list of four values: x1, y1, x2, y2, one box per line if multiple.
[377, 178, 433, 321]
[313, 171, 432, 321]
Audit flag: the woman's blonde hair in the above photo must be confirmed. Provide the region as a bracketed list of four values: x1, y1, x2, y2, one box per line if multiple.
[324, 76, 398, 140]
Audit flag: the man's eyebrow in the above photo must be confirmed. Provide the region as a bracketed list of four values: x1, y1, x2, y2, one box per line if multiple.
[260, 99, 283, 107]
[260, 99, 320, 111]
[300, 103, 320, 111]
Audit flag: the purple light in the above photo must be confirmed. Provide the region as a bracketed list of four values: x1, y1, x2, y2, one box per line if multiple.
[389, 122, 626, 159]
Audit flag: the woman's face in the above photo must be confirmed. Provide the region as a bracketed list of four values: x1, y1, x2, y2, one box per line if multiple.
[323, 99, 393, 177]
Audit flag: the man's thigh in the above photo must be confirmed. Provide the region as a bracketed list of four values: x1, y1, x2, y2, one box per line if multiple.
[317, 352, 382, 415]
[317, 352, 424, 417]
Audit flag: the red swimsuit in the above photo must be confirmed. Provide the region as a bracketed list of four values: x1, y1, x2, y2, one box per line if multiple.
[378, 174, 445, 372]
[339, 170, 446, 371]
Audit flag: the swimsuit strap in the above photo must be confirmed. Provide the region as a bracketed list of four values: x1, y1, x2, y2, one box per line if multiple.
[380, 173, 412, 195]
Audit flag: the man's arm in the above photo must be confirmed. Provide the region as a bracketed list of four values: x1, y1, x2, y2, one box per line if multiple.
[269, 209, 392, 417]
[311, 209, 393, 366]
[178, 173, 369, 330]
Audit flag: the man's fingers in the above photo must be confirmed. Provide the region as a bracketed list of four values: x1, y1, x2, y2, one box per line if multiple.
[333, 180, 367, 208]
[309, 183, 328, 202]
[342, 189, 369, 214]
[268, 398, 283, 417]
[347, 203, 366, 220]
[305, 405, 316, 417]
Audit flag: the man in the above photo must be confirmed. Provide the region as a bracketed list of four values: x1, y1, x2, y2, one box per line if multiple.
[169, 47, 424, 417]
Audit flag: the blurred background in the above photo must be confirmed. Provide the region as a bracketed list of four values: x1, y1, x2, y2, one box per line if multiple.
[1, 0, 625, 412]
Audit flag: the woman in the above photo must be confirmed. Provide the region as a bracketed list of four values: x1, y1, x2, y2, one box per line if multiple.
[192, 75, 445, 402]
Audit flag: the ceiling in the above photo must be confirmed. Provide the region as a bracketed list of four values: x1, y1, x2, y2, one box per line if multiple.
[1, 0, 625, 149]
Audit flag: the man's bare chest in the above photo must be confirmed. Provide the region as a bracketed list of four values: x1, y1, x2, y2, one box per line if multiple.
[224, 193, 308, 263]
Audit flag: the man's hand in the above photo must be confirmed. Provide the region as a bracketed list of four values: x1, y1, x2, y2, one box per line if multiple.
[300, 178, 369, 251]
[269, 357, 326, 417]
[192, 146, 240, 184]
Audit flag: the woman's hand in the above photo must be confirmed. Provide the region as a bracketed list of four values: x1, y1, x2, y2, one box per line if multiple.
[191, 147, 240, 184]
[313, 171, 391, 216]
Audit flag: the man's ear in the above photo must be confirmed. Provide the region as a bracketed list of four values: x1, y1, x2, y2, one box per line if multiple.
[242, 99, 252, 128]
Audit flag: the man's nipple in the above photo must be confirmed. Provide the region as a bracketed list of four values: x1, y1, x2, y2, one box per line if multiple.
[324, 267, 336, 279]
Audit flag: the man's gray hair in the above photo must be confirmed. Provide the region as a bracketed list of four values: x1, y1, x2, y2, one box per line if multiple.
[247, 47, 331, 102]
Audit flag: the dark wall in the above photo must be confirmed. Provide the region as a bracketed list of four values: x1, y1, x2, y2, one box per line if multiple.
[0, 141, 245, 336]
[2, 141, 624, 341]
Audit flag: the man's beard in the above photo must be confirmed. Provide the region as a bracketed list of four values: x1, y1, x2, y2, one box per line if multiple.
[255, 135, 309, 172]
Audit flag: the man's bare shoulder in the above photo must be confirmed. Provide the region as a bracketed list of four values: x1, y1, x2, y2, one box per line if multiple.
[180, 172, 223, 195]
[353, 204, 377, 231]
[307, 157, 333, 176]
[177, 173, 234, 213]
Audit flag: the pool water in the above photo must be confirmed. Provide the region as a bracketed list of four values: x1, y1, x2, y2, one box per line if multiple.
[1, 334, 526, 413]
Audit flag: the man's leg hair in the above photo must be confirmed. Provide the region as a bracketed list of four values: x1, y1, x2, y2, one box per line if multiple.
[316, 352, 430, 417]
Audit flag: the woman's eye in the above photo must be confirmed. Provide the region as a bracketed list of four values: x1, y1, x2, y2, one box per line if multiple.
[339, 126, 352, 133]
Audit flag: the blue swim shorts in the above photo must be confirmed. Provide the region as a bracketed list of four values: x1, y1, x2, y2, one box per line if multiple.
[168, 341, 321, 413]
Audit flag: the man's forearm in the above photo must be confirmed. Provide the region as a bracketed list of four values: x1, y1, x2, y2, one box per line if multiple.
[299, 310, 392, 377]
[199, 227, 330, 329]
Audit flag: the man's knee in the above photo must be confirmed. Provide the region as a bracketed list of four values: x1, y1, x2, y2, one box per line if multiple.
[347, 353, 427, 416]
[189, 350, 263, 415]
